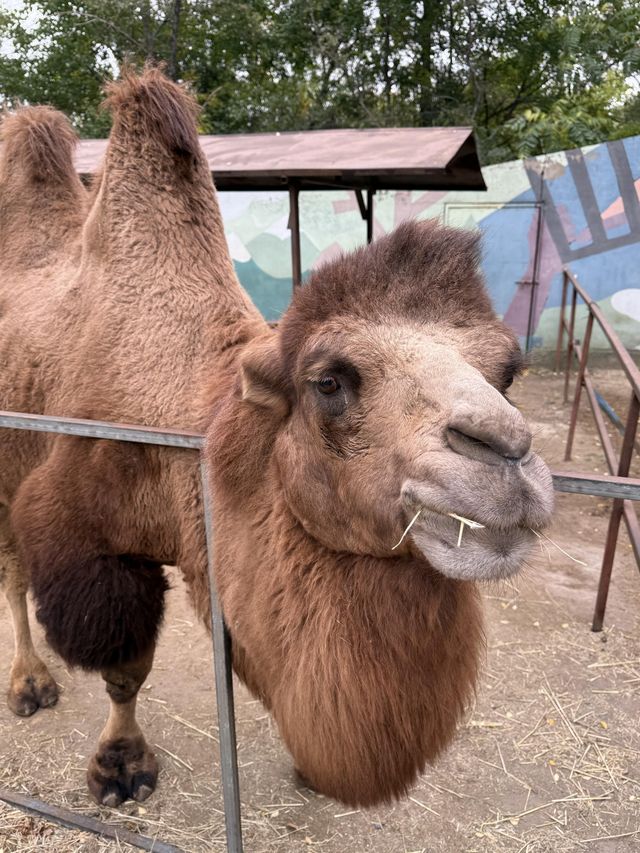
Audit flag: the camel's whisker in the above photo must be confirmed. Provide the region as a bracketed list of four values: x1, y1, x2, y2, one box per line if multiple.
[529, 529, 587, 567]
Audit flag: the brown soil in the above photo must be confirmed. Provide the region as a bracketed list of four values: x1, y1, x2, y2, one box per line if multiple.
[1, 367, 640, 853]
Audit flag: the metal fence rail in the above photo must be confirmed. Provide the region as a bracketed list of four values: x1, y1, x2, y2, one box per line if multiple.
[556, 268, 640, 631]
[551, 470, 640, 501]
[0, 410, 242, 853]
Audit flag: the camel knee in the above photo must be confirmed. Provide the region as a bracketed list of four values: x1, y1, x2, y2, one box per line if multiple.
[104, 674, 143, 705]
[103, 672, 142, 705]
[102, 648, 155, 704]
[30, 554, 169, 671]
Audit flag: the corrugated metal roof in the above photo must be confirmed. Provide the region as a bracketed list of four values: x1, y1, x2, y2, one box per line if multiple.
[73, 127, 486, 191]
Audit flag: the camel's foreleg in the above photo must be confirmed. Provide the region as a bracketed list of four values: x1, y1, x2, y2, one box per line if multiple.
[0, 510, 58, 716]
[87, 647, 159, 807]
[10, 443, 170, 804]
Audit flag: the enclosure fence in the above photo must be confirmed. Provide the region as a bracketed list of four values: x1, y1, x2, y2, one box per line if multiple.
[1, 406, 639, 851]
[0, 412, 242, 853]
[555, 267, 640, 631]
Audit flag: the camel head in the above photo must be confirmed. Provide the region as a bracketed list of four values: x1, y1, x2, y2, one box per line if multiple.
[239, 220, 554, 580]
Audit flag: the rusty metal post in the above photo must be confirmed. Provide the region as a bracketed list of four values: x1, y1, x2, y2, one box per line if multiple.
[555, 271, 568, 373]
[288, 185, 301, 289]
[355, 188, 375, 244]
[0, 788, 183, 853]
[564, 286, 578, 403]
[525, 188, 545, 354]
[592, 501, 625, 633]
[366, 189, 374, 243]
[564, 312, 594, 461]
[592, 390, 640, 631]
[200, 459, 243, 852]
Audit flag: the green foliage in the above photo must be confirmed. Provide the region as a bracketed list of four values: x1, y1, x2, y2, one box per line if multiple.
[1, 0, 639, 161]
[498, 72, 632, 158]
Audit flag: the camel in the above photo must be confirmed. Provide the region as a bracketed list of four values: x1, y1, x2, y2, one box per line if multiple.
[0, 68, 554, 810]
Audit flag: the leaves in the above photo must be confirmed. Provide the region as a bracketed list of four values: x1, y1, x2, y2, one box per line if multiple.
[1, 0, 639, 160]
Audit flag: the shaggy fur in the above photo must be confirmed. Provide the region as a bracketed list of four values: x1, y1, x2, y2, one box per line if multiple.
[0, 66, 554, 809]
[0, 106, 87, 272]
[207, 484, 483, 805]
[0, 67, 263, 805]
[280, 220, 491, 367]
[31, 554, 168, 670]
[0, 106, 79, 184]
[103, 67, 201, 180]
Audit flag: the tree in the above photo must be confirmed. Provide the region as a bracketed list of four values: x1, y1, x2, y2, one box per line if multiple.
[1, 0, 639, 162]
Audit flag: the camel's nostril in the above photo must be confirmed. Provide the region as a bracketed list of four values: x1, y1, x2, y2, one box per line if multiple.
[446, 426, 530, 466]
[446, 378, 533, 463]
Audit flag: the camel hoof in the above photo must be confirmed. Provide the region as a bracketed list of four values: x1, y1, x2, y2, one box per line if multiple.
[132, 778, 154, 802]
[7, 670, 59, 717]
[7, 690, 38, 717]
[87, 736, 159, 807]
[101, 787, 125, 808]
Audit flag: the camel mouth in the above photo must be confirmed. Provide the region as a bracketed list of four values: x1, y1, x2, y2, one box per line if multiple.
[401, 502, 538, 581]
[399, 456, 554, 581]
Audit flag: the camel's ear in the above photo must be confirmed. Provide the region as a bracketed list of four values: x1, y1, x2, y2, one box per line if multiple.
[239, 335, 289, 418]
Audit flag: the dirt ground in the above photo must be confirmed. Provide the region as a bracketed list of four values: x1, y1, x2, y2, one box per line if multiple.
[1, 366, 640, 853]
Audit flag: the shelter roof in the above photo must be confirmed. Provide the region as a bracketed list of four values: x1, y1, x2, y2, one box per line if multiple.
[73, 126, 486, 191]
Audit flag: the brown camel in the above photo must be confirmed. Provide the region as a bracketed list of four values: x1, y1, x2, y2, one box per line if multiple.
[0, 68, 554, 810]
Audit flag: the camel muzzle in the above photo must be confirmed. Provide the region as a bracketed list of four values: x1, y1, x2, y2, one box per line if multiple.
[446, 377, 532, 466]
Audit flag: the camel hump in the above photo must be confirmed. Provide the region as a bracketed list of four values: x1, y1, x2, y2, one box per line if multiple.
[103, 65, 200, 164]
[0, 105, 78, 185]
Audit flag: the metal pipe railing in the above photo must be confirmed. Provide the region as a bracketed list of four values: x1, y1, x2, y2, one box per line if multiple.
[556, 268, 640, 630]
[0, 410, 243, 853]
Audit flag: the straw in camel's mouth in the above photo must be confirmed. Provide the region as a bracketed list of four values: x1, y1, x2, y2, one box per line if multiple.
[392, 508, 485, 550]
[396, 494, 539, 580]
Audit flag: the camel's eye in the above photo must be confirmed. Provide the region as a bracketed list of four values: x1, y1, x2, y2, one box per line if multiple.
[500, 349, 524, 394]
[317, 376, 340, 395]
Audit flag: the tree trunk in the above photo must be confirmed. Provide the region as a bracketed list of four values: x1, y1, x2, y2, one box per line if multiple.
[142, 1, 154, 60]
[416, 2, 441, 126]
[169, 0, 183, 80]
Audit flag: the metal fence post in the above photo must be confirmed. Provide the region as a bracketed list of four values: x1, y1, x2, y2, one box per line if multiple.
[0, 411, 243, 853]
[564, 284, 578, 403]
[200, 458, 244, 852]
[565, 311, 594, 461]
[592, 391, 640, 631]
[555, 270, 568, 374]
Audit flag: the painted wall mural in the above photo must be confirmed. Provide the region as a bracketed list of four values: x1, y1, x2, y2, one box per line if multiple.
[218, 133, 640, 350]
